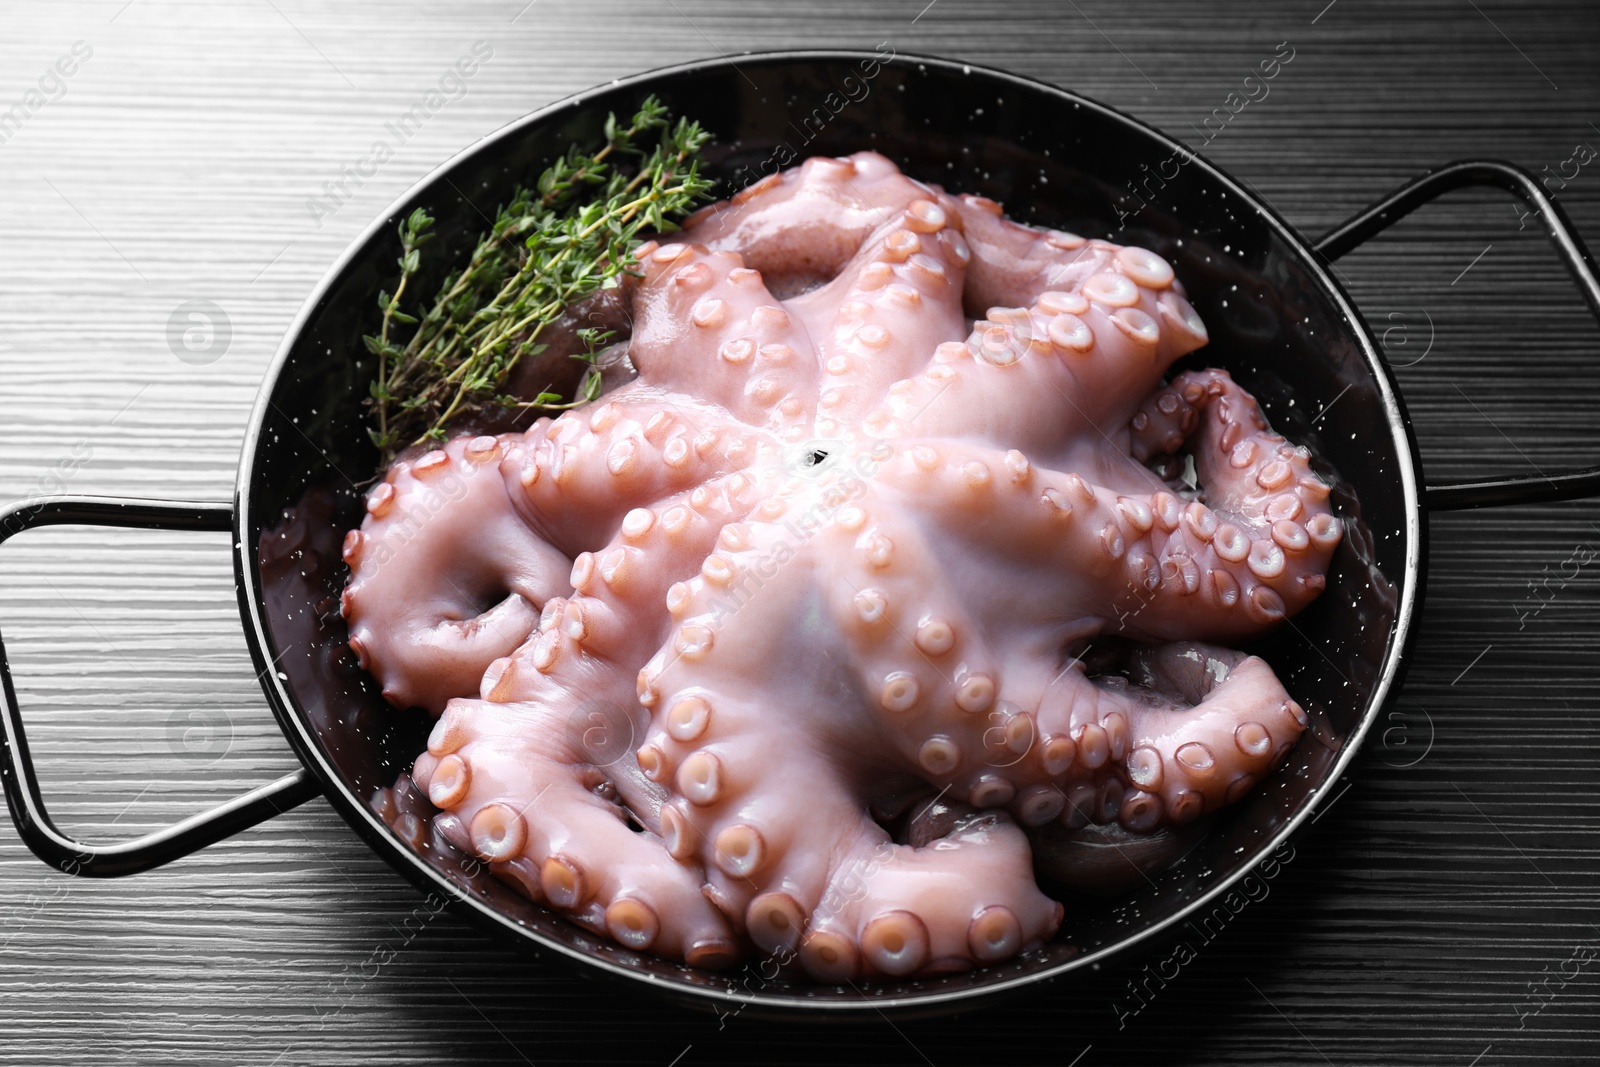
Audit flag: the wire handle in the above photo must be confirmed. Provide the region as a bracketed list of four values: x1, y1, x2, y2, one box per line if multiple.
[1315, 159, 1600, 511]
[0, 496, 319, 877]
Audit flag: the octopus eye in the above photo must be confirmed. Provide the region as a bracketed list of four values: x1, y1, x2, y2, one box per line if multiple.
[807, 448, 830, 467]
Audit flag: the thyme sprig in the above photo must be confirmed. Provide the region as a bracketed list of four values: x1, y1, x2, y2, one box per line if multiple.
[363, 96, 714, 461]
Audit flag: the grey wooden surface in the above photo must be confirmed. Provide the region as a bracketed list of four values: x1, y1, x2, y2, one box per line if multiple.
[2, 1, 1598, 1064]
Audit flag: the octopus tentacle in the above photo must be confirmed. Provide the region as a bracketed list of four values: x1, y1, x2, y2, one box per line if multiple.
[796, 811, 1061, 980]
[949, 192, 1107, 313]
[812, 196, 973, 433]
[630, 243, 820, 434]
[340, 432, 569, 713]
[1101, 368, 1342, 640]
[411, 474, 769, 965]
[507, 395, 776, 553]
[867, 256, 1208, 461]
[684, 152, 937, 292]
[412, 691, 739, 965]
[873, 394, 1335, 645]
[636, 514, 1059, 978]
[1036, 642, 1308, 831]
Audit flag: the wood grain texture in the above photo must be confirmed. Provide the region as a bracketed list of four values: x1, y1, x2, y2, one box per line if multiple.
[1, 0, 1598, 1063]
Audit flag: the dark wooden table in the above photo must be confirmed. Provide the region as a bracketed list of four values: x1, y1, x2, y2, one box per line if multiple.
[2, 1, 1598, 1063]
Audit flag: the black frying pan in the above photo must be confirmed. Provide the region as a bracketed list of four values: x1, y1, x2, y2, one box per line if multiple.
[3, 50, 1598, 1015]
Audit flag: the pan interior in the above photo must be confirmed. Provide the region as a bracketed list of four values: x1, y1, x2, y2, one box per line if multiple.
[241, 52, 1414, 1008]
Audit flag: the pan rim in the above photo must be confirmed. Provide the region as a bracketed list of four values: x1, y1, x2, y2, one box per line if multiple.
[233, 46, 1426, 1013]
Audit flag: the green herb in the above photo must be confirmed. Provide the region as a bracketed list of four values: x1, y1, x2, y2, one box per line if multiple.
[363, 96, 714, 461]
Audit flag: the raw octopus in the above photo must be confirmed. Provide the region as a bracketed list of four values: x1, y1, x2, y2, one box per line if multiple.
[340, 151, 1341, 980]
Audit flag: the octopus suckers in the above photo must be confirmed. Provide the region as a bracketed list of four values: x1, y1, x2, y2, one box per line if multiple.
[1116, 497, 1154, 534]
[853, 588, 889, 624]
[1111, 307, 1161, 346]
[1018, 784, 1065, 825]
[972, 325, 1019, 366]
[713, 824, 766, 877]
[637, 743, 667, 783]
[860, 262, 894, 289]
[748, 892, 805, 955]
[365, 481, 396, 518]
[1120, 792, 1164, 833]
[1076, 723, 1110, 769]
[954, 673, 996, 714]
[700, 554, 736, 585]
[1038, 289, 1089, 316]
[969, 906, 1023, 962]
[470, 803, 526, 862]
[752, 304, 789, 328]
[658, 505, 691, 535]
[1266, 494, 1304, 523]
[885, 230, 921, 261]
[677, 751, 722, 805]
[621, 507, 656, 540]
[1128, 746, 1165, 791]
[541, 855, 588, 909]
[971, 774, 1016, 808]
[857, 324, 891, 348]
[1083, 271, 1140, 308]
[1040, 487, 1074, 517]
[1235, 721, 1272, 757]
[666, 696, 712, 742]
[1307, 513, 1343, 547]
[913, 617, 956, 656]
[413, 449, 449, 476]
[1247, 540, 1287, 578]
[1256, 460, 1293, 491]
[675, 262, 713, 291]
[834, 505, 868, 531]
[1116, 246, 1176, 289]
[1214, 523, 1249, 563]
[427, 707, 469, 756]
[606, 438, 637, 476]
[606, 898, 660, 951]
[1211, 569, 1241, 607]
[691, 298, 729, 328]
[864, 911, 931, 977]
[800, 929, 860, 982]
[880, 672, 921, 713]
[427, 754, 470, 808]
[1099, 523, 1126, 560]
[1041, 735, 1077, 775]
[905, 198, 948, 233]
[861, 532, 895, 568]
[531, 631, 560, 672]
[919, 736, 961, 775]
[598, 547, 629, 586]
[674, 624, 715, 660]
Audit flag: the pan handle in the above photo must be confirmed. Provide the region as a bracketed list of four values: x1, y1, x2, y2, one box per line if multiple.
[0, 496, 321, 877]
[1314, 159, 1600, 512]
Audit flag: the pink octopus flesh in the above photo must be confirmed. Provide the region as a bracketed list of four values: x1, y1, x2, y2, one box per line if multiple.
[340, 151, 1341, 980]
